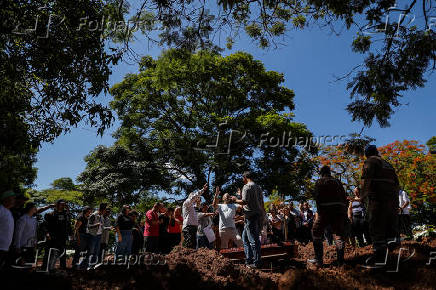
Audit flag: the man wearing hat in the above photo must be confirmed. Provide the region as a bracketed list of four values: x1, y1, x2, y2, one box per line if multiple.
[0, 190, 16, 269]
[361, 144, 400, 267]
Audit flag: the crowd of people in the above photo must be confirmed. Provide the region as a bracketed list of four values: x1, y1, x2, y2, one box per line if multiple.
[0, 145, 413, 271]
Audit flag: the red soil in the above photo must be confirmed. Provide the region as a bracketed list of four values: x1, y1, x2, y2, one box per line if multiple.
[1, 239, 435, 290]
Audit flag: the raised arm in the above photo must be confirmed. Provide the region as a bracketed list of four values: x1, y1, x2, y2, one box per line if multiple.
[37, 204, 55, 214]
[233, 185, 248, 205]
[74, 219, 83, 239]
[212, 186, 220, 209]
[184, 184, 208, 207]
[87, 214, 101, 229]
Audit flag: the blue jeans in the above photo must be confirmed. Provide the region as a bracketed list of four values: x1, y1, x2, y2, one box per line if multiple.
[88, 234, 102, 265]
[72, 233, 90, 269]
[115, 230, 132, 257]
[242, 215, 261, 266]
[197, 235, 213, 249]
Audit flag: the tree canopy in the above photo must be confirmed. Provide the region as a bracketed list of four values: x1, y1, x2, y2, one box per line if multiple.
[3, 1, 434, 204]
[102, 49, 316, 201]
[1, 0, 124, 191]
[78, 145, 172, 206]
[28, 177, 84, 213]
[104, 0, 435, 128]
[378, 140, 436, 225]
[427, 136, 436, 153]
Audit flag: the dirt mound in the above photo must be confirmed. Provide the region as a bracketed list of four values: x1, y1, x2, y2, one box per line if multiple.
[66, 248, 280, 290]
[166, 246, 281, 289]
[1, 240, 435, 290]
[2, 247, 279, 290]
[279, 240, 436, 290]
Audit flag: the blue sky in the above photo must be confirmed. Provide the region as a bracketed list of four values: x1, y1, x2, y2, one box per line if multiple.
[34, 22, 436, 190]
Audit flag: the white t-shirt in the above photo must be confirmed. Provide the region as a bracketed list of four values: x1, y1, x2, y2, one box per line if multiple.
[182, 190, 201, 229]
[399, 190, 411, 215]
[87, 211, 104, 235]
[217, 203, 237, 231]
[0, 205, 14, 251]
[14, 214, 37, 248]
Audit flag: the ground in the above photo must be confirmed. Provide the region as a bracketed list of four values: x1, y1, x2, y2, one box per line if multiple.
[1, 238, 435, 290]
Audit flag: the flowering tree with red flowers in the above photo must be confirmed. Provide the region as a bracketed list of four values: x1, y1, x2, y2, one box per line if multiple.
[378, 140, 436, 225]
[314, 145, 364, 194]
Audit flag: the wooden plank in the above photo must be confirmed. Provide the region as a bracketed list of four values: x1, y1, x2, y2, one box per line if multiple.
[220, 242, 297, 261]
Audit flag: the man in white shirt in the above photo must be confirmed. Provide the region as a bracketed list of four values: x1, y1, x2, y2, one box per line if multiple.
[100, 207, 112, 259]
[87, 203, 107, 267]
[0, 190, 16, 269]
[13, 202, 38, 265]
[182, 184, 208, 248]
[212, 187, 243, 249]
[398, 189, 412, 238]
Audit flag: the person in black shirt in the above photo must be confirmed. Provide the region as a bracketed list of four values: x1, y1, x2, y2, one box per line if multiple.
[129, 211, 143, 255]
[284, 206, 297, 242]
[115, 205, 134, 258]
[72, 206, 92, 269]
[158, 207, 170, 254]
[42, 199, 72, 271]
[234, 206, 244, 238]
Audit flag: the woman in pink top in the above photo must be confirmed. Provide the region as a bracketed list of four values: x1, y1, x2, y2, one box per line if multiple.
[167, 207, 183, 250]
[143, 202, 161, 253]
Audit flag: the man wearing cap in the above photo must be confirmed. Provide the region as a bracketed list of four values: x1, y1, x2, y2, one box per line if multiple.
[361, 144, 400, 267]
[308, 166, 348, 267]
[0, 190, 16, 269]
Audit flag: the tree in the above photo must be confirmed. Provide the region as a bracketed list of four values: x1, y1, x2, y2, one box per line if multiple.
[28, 177, 84, 213]
[426, 136, 436, 153]
[77, 145, 172, 206]
[1, 0, 124, 191]
[51, 177, 77, 191]
[108, 1, 435, 128]
[109, 49, 316, 201]
[378, 140, 436, 225]
[314, 145, 365, 194]
[1, 0, 124, 143]
[0, 122, 37, 193]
